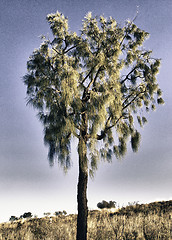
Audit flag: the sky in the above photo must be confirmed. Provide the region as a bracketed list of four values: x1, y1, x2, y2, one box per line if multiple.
[0, 0, 172, 223]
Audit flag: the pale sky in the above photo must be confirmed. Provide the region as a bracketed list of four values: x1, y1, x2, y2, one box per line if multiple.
[0, 0, 172, 223]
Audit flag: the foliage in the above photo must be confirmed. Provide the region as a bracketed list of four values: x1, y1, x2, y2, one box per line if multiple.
[1, 200, 171, 240]
[97, 200, 116, 209]
[20, 212, 32, 219]
[9, 216, 18, 222]
[54, 210, 67, 216]
[23, 11, 164, 174]
[44, 212, 51, 217]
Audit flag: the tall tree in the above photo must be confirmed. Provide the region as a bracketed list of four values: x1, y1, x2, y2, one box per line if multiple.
[24, 11, 164, 240]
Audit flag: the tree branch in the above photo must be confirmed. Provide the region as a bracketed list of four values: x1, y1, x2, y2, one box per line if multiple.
[86, 65, 104, 90]
[81, 65, 96, 85]
[120, 66, 137, 84]
[122, 88, 146, 110]
[73, 131, 80, 139]
[119, 9, 138, 47]
[96, 87, 146, 140]
[64, 45, 78, 54]
[96, 115, 123, 140]
[52, 48, 62, 55]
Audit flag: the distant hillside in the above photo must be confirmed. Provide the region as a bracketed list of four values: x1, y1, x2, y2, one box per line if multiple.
[113, 200, 172, 216]
[0, 200, 171, 240]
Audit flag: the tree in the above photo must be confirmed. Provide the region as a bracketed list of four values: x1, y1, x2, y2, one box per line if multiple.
[23, 11, 164, 240]
[97, 200, 116, 209]
[54, 210, 67, 216]
[9, 216, 18, 221]
[44, 212, 51, 217]
[21, 212, 32, 219]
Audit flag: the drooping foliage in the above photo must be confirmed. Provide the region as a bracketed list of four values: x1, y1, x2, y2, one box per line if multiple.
[24, 11, 163, 173]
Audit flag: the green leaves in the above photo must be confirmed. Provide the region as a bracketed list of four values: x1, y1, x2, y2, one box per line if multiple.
[24, 11, 163, 173]
[131, 131, 141, 152]
[157, 98, 164, 105]
[46, 11, 69, 38]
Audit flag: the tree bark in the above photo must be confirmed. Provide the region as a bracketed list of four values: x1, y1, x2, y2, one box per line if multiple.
[76, 138, 88, 240]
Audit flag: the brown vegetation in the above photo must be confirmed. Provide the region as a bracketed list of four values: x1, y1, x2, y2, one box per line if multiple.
[0, 200, 171, 239]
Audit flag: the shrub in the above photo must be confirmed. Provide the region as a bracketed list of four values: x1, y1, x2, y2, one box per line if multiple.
[20, 212, 32, 219]
[97, 200, 116, 209]
[54, 210, 67, 216]
[44, 212, 51, 217]
[63, 210, 67, 215]
[9, 216, 18, 221]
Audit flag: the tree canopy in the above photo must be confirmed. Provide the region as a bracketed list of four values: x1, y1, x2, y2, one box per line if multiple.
[24, 11, 163, 174]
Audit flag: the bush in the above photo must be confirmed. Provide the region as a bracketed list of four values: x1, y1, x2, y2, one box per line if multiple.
[9, 216, 18, 222]
[44, 212, 51, 217]
[97, 200, 116, 209]
[63, 210, 67, 215]
[54, 210, 67, 216]
[20, 212, 32, 219]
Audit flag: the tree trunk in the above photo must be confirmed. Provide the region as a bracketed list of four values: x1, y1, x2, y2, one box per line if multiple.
[76, 138, 88, 240]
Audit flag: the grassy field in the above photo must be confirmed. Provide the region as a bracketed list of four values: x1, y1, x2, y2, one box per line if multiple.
[0, 200, 171, 239]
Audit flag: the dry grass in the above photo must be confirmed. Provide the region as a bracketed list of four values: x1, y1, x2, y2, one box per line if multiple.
[0, 200, 171, 240]
[88, 210, 171, 240]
